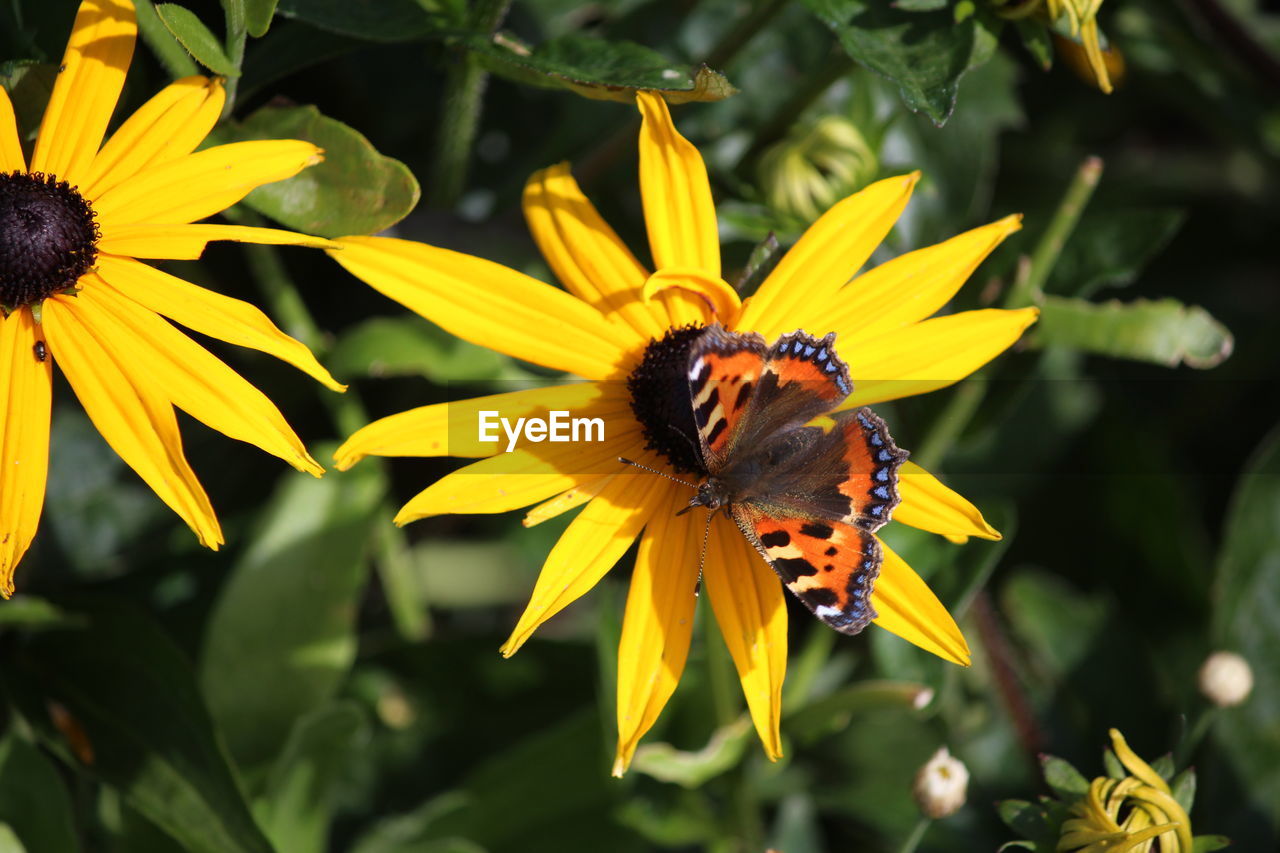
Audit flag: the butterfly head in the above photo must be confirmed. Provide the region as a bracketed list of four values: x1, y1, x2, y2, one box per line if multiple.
[677, 478, 730, 516]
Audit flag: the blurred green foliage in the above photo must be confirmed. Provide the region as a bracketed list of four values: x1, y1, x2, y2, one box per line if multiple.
[1, 0, 1278, 851]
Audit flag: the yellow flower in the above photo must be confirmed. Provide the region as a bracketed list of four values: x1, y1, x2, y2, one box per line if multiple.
[0, 0, 343, 595]
[1059, 729, 1194, 852]
[326, 92, 1036, 773]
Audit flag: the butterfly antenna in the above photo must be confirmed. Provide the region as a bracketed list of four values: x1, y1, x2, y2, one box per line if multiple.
[693, 509, 714, 597]
[617, 457, 698, 490]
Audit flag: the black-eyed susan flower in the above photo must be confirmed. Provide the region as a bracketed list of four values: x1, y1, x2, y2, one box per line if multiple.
[327, 91, 1036, 773]
[0, 0, 343, 595]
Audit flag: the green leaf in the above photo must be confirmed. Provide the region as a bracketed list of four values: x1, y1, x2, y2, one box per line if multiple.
[1211, 424, 1280, 826]
[996, 799, 1048, 837]
[328, 316, 510, 383]
[799, 0, 994, 125]
[1015, 18, 1053, 70]
[1004, 572, 1110, 681]
[225, 105, 419, 237]
[1191, 836, 1232, 852]
[784, 680, 933, 745]
[1036, 297, 1233, 369]
[255, 703, 369, 853]
[1040, 755, 1090, 800]
[0, 61, 56, 139]
[273, 0, 456, 42]
[0, 596, 83, 631]
[629, 718, 752, 788]
[135, 0, 201, 78]
[1048, 209, 1187, 298]
[1170, 767, 1197, 814]
[244, 0, 279, 37]
[154, 4, 240, 76]
[0, 736, 78, 852]
[5, 605, 274, 853]
[0, 826, 26, 853]
[462, 33, 736, 103]
[200, 452, 382, 768]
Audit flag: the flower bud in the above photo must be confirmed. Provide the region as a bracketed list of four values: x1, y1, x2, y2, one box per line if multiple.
[913, 746, 969, 819]
[1198, 651, 1253, 708]
[758, 115, 878, 223]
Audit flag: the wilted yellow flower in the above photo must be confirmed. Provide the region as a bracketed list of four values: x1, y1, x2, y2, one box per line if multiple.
[1059, 729, 1193, 852]
[758, 114, 878, 223]
[0, 0, 341, 595]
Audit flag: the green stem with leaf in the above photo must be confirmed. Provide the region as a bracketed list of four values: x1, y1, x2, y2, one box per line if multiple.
[221, 0, 248, 116]
[430, 0, 511, 207]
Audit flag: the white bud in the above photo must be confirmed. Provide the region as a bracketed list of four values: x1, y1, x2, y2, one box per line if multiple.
[1198, 651, 1253, 708]
[913, 746, 969, 819]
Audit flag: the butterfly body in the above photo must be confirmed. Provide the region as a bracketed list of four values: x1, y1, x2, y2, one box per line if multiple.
[684, 325, 908, 634]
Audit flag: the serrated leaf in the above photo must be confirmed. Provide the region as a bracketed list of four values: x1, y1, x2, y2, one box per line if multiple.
[1049, 208, 1187, 298]
[799, 0, 993, 124]
[1040, 755, 1090, 799]
[0, 737, 78, 853]
[273, 0, 456, 42]
[224, 105, 419, 237]
[463, 32, 736, 103]
[200, 451, 382, 769]
[1211, 424, 1280, 826]
[155, 4, 240, 76]
[255, 703, 369, 853]
[1036, 297, 1233, 369]
[328, 316, 508, 382]
[630, 718, 752, 788]
[4, 605, 274, 853]
[244, 0, 279, 37]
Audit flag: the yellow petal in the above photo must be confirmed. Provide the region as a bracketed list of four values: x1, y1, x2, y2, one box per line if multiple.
[327, 236, 630, 380]
[97, 223, 337, 259]
[895, 461, 1001, 541]
[738, 173, 919, 337]
[842, 308, 1039, 408]
[30, 0, 136, 187]
[334, 382, 622, 468]
[82, 75, 224, 199]
[501, 466, 667, 657]
[0, 86, 25, 172]
[522, 474, 614, 527]
[614, 483, 701, 775]
[91, 140, 322, 227]
[0, 310, 52, 597]
[72, 279, 323, 476]
[636, 91, 719, 277]
[1108, 729, 1169, 793]
[94, 255, 343, 392]
[642, 267, 742, 327]
[41, 296, 223, 549]
[822, 214, 1022, 339]
[702, 514, 787, 760]
[523, 163, 664, 339]
[1080, 19, 1113, 94]
[393, 427, 643, 524]
[871, 539, 970, 665]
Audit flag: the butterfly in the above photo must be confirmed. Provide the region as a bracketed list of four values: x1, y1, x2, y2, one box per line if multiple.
[681, 323, 908, 634]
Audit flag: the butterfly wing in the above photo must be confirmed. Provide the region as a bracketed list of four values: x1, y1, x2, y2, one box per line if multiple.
[729, 407, 908, 634]
[689, 327, 852, 474]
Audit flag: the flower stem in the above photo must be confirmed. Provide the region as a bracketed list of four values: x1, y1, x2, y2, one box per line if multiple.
[429, 0, 511, 206]
[1174, 707, 1219, 766]
[898, 817, 933, 853]
[913, 378, 988, 472]
[242, 237, 431, 640]
[1004, 155, 1103, 308]
[221, 0, 248, 118]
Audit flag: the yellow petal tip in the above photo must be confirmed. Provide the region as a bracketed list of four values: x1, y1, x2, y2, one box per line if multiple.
[611, 755, 629, 778]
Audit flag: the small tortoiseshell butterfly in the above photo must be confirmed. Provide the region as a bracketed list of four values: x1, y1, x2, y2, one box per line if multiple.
[681, 324, 908, 634]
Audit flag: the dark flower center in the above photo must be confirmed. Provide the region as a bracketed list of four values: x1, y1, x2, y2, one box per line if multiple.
[0, 171, 99, 309]
[627, 324, 708, 475]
